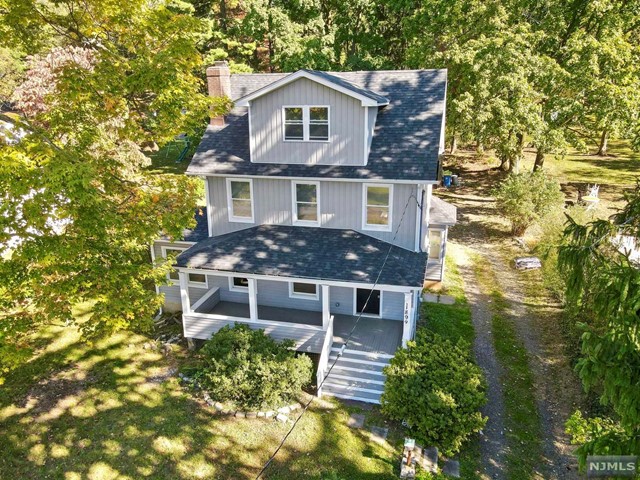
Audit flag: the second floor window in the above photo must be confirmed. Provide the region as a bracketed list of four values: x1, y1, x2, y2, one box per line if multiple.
[226, 178, 254, 223]
[283, 106, 329, 142]
[292, 181, 320, 225]
[363, 184, 393, 231]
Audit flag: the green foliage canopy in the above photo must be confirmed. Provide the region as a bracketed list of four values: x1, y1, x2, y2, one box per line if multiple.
[381, 330, 487, 456]
[558, 183, 640, 466]
[0, 0, 225, 379]
[190, 324, 313, 409]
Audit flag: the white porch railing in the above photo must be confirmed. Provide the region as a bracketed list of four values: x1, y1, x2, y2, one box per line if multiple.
[316, 315, 334, 398]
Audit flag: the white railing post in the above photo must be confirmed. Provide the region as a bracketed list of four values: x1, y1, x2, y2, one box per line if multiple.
[321, 284, 330, 330]
[402, 292, 414, 347]
[316, 315, 334, 398]
[248, 278, 258, 321]
[179, 271, 191, 314]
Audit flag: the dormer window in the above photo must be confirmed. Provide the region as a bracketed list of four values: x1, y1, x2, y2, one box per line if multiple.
[283, 106, 329, 142]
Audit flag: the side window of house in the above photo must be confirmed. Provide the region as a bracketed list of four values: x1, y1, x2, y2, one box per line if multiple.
[292, 181, 320, 225]
[363, 184, 393, 231]
[283, 106, 329, 142]
[284, 107, 304, 140]
[162, 248, 207, 287]
[226, 179, 254, 222]
[229, 276, 249, 292]
[309, 107, 329, 141]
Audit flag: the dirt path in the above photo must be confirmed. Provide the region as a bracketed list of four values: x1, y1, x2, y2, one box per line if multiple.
[442, 164, 583, 479]
[456, 248, 508, 480]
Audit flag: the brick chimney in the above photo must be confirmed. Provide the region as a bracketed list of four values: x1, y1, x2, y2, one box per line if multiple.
[206, 61, 231, 126]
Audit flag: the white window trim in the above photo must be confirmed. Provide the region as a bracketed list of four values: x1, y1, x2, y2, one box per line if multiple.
[353, 288, 383, 318]
[187, 273, 209, 289]
[289, 281, 319, 300]
[229, 276, 249, 293]
[362, 183, 393, 232]
[226, 178, 255, 223]
[161, 246, 207, 287]
[291, 180, 321, 226]
[282, 105, 330, 143]
[161, 246, 185, 285]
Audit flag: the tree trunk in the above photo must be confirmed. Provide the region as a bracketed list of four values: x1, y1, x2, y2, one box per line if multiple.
[450, 135, 457, 154]
[533, 148, 545, 171]
[499, 154, 510, 171]
[476, 139, 484, 154]
[509, 133, 525, 173]
[597, 129, 608, 156]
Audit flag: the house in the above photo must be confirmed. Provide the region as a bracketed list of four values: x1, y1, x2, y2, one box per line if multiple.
[152, 62, 456, 404]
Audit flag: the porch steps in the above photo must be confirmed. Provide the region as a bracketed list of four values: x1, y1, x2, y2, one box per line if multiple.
[322, 343, 391, 405]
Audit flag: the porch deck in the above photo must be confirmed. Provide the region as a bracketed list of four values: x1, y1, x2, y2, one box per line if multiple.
[185, 301, 402, 355]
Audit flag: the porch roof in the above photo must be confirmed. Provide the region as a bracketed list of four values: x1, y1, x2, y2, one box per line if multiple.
[175, 225, 427, 287]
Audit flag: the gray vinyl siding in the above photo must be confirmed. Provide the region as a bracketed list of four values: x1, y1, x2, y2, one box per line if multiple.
[257, 279, 322, 311]
[249, 77, 365, 165]
[382, 291, 404, 321]
[207, 177, 418, 250]
[328, 286, 354, 316]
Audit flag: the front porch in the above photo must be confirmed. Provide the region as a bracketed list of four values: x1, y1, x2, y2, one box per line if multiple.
[184, 299, 403, 356]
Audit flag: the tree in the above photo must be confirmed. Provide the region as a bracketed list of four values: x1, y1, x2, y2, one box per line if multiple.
[0, 47, 24, 107]
[558, 183, 640, 467]
[493, 170, 564, 235]
[0, 0, 226, 379]
[381, 330, 487, 456]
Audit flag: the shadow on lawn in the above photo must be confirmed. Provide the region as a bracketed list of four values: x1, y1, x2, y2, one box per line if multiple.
[0, 329, 401, 480]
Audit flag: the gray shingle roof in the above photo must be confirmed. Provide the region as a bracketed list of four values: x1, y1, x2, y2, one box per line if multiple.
[429, 196, 457, 225]
[160, 208, 209, 243]
[175, 225, 427, 287]
[301, 70, 390, 104]
[187, 69, 447, 181]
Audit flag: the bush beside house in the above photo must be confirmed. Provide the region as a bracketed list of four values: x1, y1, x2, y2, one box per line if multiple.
[189, 324, 313, 409]
[493, 170, 564, 236]
[380, 330, 487, 456]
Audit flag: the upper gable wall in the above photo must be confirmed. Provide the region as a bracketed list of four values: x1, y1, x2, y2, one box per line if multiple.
[249, 77, 367, 165]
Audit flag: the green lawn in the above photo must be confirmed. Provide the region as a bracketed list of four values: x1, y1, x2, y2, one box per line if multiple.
[516, 139, 640, 186]
[420, 247, 483, 480]
[0, 320, 405, 479]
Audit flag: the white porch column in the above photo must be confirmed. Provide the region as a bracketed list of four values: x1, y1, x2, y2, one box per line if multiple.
[248, 278, 258, 321]
[321, 284, 330, 330]
[179, 271, 191, 314]
[402, 292, 415, 347]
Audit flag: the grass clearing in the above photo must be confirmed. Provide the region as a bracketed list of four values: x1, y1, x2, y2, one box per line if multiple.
[472, 254, 543, 480]
[420, 247, 483, 480]
[0, 322, 406, 479]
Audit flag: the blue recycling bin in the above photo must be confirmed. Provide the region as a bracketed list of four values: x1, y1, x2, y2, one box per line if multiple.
[443, 175, 452, 187]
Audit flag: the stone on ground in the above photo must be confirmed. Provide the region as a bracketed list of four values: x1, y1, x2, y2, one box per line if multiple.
[369, 426, 389, 444]
[441, 459, 460, 478]
[346, 413, 365, 429]
[420, 446, 438, 473]
[275, 413, 288, 423]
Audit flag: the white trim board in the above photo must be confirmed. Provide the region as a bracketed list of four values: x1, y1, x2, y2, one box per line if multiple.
[234, 70, 388, 107]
